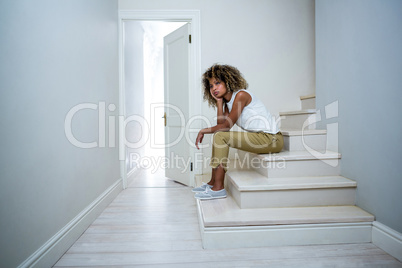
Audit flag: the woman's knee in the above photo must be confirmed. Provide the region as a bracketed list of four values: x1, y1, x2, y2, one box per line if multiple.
[265, 135, 283, 153]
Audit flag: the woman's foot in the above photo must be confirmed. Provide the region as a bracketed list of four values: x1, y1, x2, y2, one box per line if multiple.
[191, 183, 213, 193]
[194, 188, 227, 200]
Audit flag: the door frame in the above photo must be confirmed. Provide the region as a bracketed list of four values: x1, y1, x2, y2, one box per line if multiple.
[118, 10, 202, 188]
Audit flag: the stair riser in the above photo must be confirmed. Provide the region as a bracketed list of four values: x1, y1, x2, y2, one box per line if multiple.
[201, 223, 372, 249]
[251, 159, 340, 178]
[301, 98, 316, 110]
[283, 134, 327, 151]
[235, 150, 340, 177]
[280, 114, 316, 130]
[228, 181, 356, 209]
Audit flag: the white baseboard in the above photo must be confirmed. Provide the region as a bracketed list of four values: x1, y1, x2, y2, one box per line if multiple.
[18, 178, 123, 268]
[372, 221, 402, 262]
[127, 165, 141, 181]
[125, 166, 141, 189]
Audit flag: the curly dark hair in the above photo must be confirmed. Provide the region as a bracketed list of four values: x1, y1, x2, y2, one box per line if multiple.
[202, 64, 248, 107]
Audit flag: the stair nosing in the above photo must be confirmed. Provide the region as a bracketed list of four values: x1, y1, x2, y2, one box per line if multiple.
[227, 172, 356, 192]
[300, 94, 316, 100]
[252, 150, 341, 162]
[280, 109, 316, 116]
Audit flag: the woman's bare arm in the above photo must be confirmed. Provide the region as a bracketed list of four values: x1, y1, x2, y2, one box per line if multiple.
[195, 91, 251, 149]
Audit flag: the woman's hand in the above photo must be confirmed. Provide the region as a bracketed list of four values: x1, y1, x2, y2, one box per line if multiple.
[195, 130, 204, 150]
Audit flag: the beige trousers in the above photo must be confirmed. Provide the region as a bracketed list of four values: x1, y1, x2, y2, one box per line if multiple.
[210, 131, 283, 171]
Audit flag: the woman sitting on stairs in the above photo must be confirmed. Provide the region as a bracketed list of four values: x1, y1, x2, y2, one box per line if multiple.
[194, 64, 283, 200]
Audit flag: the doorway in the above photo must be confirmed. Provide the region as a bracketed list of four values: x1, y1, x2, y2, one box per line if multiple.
[118, 11, 202, 189]
[124, 21, 186, 177]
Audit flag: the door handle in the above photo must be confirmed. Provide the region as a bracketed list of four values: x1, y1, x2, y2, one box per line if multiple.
[162, 112, 167, 127]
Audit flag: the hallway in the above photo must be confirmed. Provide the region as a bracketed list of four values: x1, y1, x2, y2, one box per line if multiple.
[54, 168, 402, 267]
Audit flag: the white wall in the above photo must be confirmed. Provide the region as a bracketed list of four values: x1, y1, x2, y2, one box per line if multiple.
[316, 0, 402, 233]
[0, 1, 119, 267]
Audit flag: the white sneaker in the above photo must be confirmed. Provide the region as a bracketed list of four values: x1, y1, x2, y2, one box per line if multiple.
[194, 188, 227, 200]
[191, 183, 212, 193]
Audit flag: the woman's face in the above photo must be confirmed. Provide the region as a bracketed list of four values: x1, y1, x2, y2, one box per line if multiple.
[208, 77, 228, 99]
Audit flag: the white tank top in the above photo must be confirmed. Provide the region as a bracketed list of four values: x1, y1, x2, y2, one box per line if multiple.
[225, 89, 280, 134]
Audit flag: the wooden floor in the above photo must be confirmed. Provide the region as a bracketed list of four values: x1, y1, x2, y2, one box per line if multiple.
[54, 168, 402, 267]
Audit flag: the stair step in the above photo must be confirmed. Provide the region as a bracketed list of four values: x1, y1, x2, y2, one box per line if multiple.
[227, 171, 356, 208]
[280, 109, 317, 130]
[199, 196, 374, 228]
[197, 196, 373, 249]
[282, 129, 327, 151]
[228, 171, 356, 191]
[300, 94, 316, 109]
[237, 150, 341, 177]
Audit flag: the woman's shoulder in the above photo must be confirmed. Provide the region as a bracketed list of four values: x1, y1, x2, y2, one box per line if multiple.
[233, 90, 252, 105]
[233, 89, 250, 96]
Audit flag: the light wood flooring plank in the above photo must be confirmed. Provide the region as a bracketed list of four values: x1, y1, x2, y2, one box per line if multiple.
[67, 239, 203, 253]
[56, 254, 402, 268]
[91, 216, 198, 226]
[55, 244, 400, 267]
[97, 254, 402, 268]
[85, 224, 200, 234]
[74, 232, 201, 244]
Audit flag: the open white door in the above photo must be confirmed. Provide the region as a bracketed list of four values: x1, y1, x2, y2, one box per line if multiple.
[163, 23, 192, 186]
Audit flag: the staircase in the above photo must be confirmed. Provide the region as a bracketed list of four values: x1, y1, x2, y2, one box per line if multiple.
[195, 94, 374, 249]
